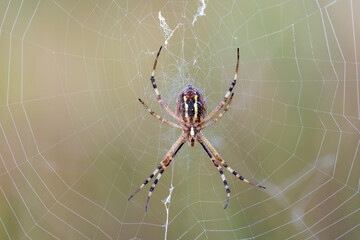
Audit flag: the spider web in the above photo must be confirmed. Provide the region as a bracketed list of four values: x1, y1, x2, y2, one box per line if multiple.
[0, 0, 359, 239]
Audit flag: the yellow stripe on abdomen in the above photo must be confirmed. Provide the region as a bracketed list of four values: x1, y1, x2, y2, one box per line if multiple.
[193, 94, 198, 122]
[183, 96, 189, 122]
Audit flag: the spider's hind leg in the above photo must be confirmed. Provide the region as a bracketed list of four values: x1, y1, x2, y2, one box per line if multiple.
[149, 46, 182, 122]
[201, 48, 239, 123]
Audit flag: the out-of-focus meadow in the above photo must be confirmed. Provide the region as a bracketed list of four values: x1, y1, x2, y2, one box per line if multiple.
[0, 1, 359, 239]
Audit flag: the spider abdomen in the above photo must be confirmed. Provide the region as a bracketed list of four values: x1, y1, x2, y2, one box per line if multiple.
[176, 84, 207, 124]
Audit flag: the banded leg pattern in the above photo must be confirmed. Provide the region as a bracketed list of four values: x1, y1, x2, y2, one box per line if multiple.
[150, 46, 181, 122]
[145, 140, 185, 211]
[202, 48, 239, 123]
[198, 133, 266, 189]
[128, 165, 162, 201]
[198, 139, 231, 209]
[138, 98, 183, 130]
[128, 133, 187, 211]
[201, 93, 234, 130]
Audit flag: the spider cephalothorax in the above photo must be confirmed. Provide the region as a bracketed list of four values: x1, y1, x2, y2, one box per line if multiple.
[128, 46, 265, 212]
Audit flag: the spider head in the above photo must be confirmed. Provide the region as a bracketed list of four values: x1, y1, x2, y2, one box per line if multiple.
[188, 126, 197, 147]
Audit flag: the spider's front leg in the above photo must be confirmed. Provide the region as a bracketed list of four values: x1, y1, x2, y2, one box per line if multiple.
[197, 135, 231, 209]
[128, 133, 187, 211]
[198, 132, 266, 189]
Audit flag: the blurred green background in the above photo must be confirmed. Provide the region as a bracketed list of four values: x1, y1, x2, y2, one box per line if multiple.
[0, 0, 359, 239]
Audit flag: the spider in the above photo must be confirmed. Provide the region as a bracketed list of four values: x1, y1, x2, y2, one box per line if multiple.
[128, 46, 265, 212]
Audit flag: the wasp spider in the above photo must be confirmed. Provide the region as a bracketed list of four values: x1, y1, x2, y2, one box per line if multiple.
[128, 46, 265, 211]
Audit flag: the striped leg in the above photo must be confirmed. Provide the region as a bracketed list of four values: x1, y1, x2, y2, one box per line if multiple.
[128, 164, 162, 201]
[128, 133, 187, 209]
[150, 46, 182, 123]
[198, 133, 266, 189]
[145, 165, 166, 212]
[138, 98, 183, 130]
[145, 141, 185, 211]
[198, 138, 231, 209]
[201, 48, 239, 123]
[201, 93, 234, 130]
